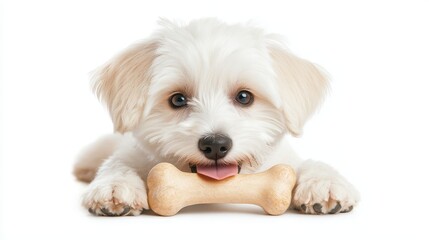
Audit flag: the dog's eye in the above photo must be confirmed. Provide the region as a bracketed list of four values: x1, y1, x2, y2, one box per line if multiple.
[169, 93, 188, 109]
[235, 90, 254, 106]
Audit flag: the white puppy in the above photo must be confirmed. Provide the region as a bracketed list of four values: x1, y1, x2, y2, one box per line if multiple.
[74, 18, 359, 216]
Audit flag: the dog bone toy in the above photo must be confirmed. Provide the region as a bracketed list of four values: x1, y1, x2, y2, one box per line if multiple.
[147, 162, 296, 216]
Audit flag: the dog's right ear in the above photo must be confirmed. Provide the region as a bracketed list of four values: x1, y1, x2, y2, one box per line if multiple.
[92, 40, 158, 133]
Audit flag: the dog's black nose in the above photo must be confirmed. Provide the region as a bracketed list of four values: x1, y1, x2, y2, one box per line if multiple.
[198, 134, 232, 160]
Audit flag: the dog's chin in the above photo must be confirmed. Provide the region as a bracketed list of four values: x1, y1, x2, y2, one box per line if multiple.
[189, 161, 242, 180]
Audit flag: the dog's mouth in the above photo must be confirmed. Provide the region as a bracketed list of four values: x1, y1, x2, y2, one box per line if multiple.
[190, 162, 241, 180]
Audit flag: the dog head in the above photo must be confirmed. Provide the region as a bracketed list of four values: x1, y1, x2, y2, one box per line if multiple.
[92, 19, 329, 178]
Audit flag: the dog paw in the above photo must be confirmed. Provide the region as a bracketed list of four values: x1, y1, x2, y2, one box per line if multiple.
[292, 161, 359, 214]
[82, 177, 148, 216]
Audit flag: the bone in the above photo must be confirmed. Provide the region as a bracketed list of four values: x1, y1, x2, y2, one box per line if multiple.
[147, 163, 296, 216]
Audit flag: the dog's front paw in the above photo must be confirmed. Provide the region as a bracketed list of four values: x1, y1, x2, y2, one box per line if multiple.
[292, 161, 359, 214]
[82, 177, 148, 216]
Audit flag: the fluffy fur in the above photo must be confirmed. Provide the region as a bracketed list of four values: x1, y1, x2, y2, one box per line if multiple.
[74, 19, 359, 215]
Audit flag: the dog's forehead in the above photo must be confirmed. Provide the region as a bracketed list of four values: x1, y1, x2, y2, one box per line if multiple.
[150, 21, 282, 107]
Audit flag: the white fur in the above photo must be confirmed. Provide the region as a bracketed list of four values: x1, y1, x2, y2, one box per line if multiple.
[75, 18, 359, 216]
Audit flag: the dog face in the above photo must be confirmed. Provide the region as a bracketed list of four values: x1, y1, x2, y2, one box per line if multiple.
[92, 19, 328, 175]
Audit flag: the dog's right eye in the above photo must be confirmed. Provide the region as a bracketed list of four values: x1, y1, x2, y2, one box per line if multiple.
[169, 93, 188, 109]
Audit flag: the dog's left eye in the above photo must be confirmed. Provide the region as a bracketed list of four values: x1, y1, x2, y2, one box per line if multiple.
[235, 90, 254, 106]
[169, 93, 188, 109]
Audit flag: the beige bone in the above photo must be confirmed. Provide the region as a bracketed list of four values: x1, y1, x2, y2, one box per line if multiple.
[147, 163, 296, 216]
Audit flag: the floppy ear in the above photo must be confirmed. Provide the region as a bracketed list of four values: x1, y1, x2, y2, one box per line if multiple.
[268, 41, 330, 137]
[92, 40, 158, 133]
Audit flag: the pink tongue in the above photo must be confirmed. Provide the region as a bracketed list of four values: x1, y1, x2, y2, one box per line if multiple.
[196, 163, 238, 180]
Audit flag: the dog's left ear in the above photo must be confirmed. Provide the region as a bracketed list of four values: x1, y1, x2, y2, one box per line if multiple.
[268, 41, 330, 137]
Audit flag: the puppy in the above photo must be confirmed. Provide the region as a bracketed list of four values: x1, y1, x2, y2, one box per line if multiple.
[74, 18, 359, 216]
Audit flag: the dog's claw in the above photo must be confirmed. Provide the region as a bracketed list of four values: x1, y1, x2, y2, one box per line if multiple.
[120, 206, 131, 216]
[101, 208, 115, 216]
[98, 206, 132, 216]
[329, 202, 342, 214]
[340, 206, 353, 213]
[300, 204, 307, 212]
[88, 208, 95, 215]
[313, 203, 323, 214]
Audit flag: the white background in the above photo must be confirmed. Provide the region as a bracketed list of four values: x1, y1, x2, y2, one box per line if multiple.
[1, 0, 429, 239]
